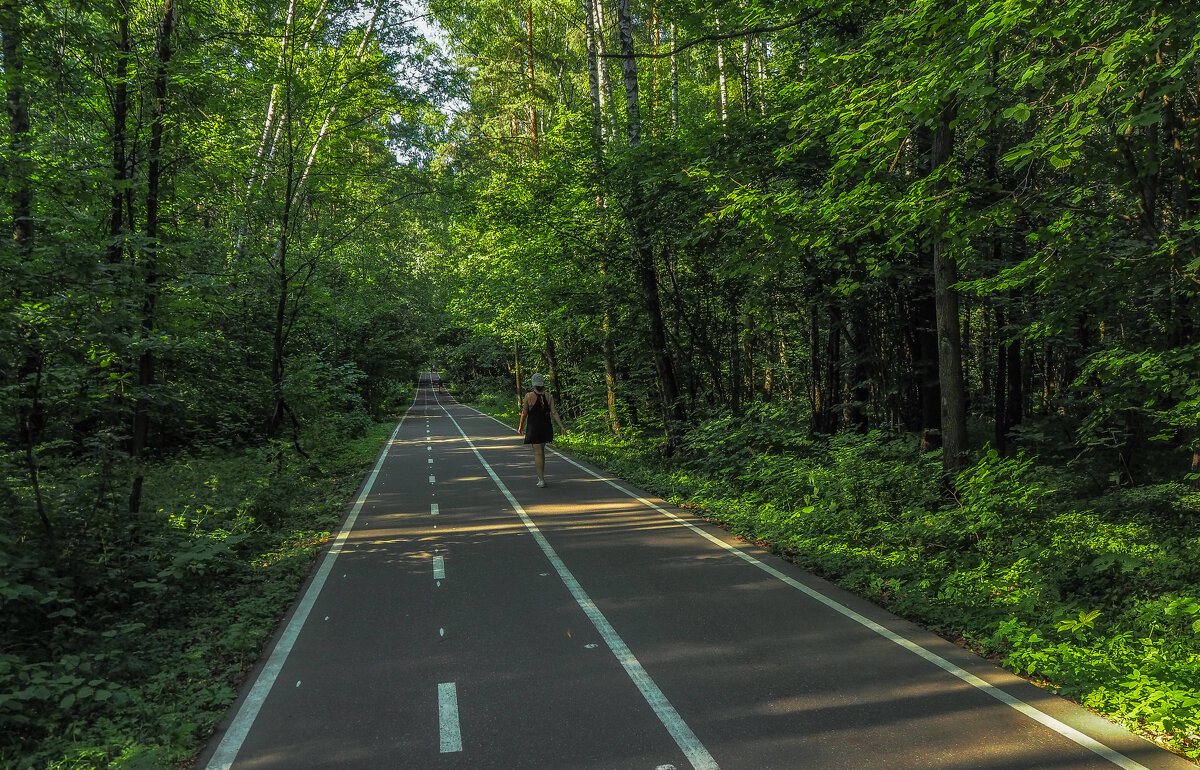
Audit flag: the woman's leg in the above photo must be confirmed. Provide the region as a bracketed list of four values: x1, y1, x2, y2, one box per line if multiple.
[532, 443, 546, 482]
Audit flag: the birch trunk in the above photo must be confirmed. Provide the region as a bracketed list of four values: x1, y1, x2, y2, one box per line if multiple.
[756, 38, 767, 115]
[715, 16, 728, 125]
[593, 0, 614, 141]
[669, 22, 678, 130]
[740, 35, 751, 115]
[265, 0, 384, 439]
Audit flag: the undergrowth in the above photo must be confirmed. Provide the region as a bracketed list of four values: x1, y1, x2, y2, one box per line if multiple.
[471, 395, 1200, 761]
[0, 420, 399, 769]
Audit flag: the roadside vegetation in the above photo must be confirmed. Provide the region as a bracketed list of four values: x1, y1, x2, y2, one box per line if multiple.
[0, 419, 401, 769]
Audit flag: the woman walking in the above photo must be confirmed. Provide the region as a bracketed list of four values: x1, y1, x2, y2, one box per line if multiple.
[517, 373, 567, 487]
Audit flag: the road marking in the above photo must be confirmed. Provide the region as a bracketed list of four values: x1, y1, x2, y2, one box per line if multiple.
[433, 555, 445, 580]
[462, 402, 1151, 770]
[431, 503, 439, 515]
[428, 458, 434, 464]
[429, 475, 436, 484]
[434, 396, 718, 770]
[438, 682, 463, 753]
[203, 390, 418, 770]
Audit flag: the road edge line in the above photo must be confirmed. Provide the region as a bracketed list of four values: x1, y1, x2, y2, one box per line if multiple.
[203, 388, 419, 770]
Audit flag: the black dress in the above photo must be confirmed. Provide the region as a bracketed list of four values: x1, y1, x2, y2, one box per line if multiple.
[523, 392, 553, 444]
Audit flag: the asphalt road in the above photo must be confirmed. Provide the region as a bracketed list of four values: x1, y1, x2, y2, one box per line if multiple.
[198, 374, 1194, 770]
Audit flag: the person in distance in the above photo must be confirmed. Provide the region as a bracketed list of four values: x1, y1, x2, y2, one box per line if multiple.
[517, 373, 567, 487]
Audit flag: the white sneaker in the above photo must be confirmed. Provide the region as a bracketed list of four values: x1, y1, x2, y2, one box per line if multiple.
[536, 479, 546, 488]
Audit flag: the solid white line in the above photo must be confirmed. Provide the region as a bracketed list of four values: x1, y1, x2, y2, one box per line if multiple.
[205, 390, 418, 770]
[438, 682, 463, 753]
[433, 555, 446, 580]
[433, 393, 718, 770]
[460, 403, 1150, 770]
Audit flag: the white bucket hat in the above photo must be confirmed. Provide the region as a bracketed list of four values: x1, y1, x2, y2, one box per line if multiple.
[531, 373, 545, 388]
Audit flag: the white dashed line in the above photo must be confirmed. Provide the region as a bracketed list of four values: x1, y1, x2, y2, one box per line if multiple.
[431, 503, 439, 515]
[438, 682, 462, 753]
[433, 555, 445, 580]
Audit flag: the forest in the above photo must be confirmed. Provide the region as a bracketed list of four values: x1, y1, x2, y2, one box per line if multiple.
[2, 0, 1198, 766]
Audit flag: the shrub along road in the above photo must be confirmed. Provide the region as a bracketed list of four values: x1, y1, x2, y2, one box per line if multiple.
[197, 375, 1194, 770]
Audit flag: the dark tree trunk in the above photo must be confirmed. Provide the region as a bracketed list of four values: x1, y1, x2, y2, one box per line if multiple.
[931, 97, 968, 476]
[545, 332, 563, 408]
[822, 304, 841, 434]
[911, 285, 941, 447]
[129, 0, 176, 514]
[2, 0, 52, 547]
[108, 0, 130, 264]
[728, 291, 742, 415]
[3, 0, 31, 248]
[616, 0, 682, 451]
[602, 310, 621, 436]
[993, 305, 1009, 454]
[846, 310, 870, 433]
[808, 305, 823, 434]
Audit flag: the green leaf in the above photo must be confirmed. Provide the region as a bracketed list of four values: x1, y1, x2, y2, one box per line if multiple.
[1003, 103, 1032, 123]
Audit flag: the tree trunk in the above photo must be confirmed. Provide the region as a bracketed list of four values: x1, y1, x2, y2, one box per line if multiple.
[714, 15, 728, 126]
[992, 305, 1008, 453]
[593, 0, 614, 141]
[583, 0, 602, 150]
[526, 1, 538, 159]
[603, 309, 621, 436]
[129, 0, 177, 514]
[2, 0, 52, 547]
[3, 0, 32, 249]
[669, 23, 678, 130]
[931, 97, 968, 477]
[740, 34, 751, 116]
[584, 0, 619, 435]
[911, 287, 941, 444]
[756, 38, 767, 116]
[544, 332, 563, 408]
[847, 310, 870, 433]
[823, 304, 841, 434]
[108, 0, 130, 264]
[808, 305, 823, 433]
[616, 0, 682, 450]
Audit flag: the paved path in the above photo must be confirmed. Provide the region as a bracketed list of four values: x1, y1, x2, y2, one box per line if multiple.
[199, 375, 1193, 769]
